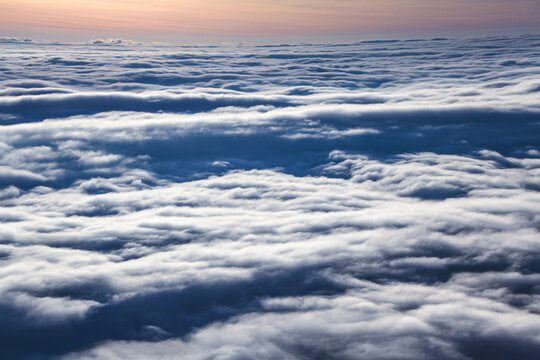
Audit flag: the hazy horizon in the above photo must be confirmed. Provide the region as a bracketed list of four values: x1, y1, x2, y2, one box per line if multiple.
[2, 27, 540, 47]
[1, 0, 539, 44]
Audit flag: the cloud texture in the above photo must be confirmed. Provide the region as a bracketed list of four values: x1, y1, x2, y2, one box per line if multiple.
[1, 34, 540, 359]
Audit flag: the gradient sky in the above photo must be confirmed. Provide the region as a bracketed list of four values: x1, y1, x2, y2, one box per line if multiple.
[1, 0, 539, 42]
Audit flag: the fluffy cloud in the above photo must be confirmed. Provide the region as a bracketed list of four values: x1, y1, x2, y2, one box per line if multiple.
[0, 34, 539, 359]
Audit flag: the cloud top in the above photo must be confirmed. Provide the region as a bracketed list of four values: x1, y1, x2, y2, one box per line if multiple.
[0, 34, 540, 359]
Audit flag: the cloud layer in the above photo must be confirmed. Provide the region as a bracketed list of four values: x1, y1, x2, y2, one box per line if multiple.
[1, 34, 540, 359]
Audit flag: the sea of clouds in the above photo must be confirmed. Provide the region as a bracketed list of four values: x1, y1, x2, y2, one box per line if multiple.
[1, 34, 540, 359]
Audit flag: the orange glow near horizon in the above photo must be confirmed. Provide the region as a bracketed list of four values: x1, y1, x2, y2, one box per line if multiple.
[1, 0, 539, 39]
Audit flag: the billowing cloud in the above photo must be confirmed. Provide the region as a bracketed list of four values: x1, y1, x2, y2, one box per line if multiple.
[0, 34, 539, 359]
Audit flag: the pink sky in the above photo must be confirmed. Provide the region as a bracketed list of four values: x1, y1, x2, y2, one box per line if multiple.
[1, 0, 539, 41]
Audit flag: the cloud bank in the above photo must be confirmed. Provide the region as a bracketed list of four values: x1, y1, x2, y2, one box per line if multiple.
[1, 34, 540, 359]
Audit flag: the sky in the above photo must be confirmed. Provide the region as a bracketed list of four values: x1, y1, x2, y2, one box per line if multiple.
[1, 0, 539, 43]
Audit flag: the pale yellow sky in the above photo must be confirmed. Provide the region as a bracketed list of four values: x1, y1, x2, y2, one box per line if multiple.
[1, 0, 539, 40]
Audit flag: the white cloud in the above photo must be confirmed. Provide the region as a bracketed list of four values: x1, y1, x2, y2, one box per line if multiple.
[0, 33, 539, 359]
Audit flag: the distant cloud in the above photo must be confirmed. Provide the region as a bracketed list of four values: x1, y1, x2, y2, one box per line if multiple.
[0, 37, 33, 44]
[88, 38, 141, 46]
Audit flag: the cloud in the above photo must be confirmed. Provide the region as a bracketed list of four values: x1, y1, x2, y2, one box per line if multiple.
[88, 38, 141, 46]
[0, 37, 33, 44]
[0, 34, 539, 359]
